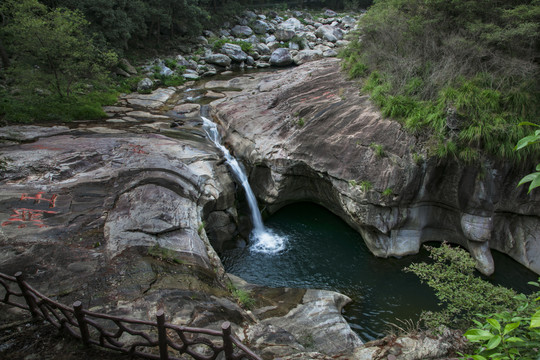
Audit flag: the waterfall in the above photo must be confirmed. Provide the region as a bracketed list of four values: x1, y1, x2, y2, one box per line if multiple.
[202, 117, 285, 253]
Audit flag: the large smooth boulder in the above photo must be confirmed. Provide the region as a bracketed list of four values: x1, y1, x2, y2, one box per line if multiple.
[221, 43, 248, 62]
[293, 49, 323, 65]
[275, 28, 296, 42]
[315, 25, 344, 43]
[231, 25, 253, 38]
[270, 48, 293, 67]
[205, 53, 232, 67]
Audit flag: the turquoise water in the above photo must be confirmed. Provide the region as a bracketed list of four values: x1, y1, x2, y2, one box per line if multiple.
[220, 202, 538, 341]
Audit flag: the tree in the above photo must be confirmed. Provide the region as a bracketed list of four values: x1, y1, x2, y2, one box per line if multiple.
[1, 0, 117, 98]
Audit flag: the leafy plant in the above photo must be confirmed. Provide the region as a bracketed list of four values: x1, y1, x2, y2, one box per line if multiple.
[349, 179, 358, 187]
[514, 123, 540, 193]
[405, 243, 519, 330]
[297, 117, 305, 127]
[462, 282, 540, 360]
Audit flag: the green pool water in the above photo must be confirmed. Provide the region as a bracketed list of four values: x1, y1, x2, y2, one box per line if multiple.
[220, 202, 538, 341]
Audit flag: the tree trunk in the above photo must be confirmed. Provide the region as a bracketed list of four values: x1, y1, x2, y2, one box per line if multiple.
[0, 38, 9, 69]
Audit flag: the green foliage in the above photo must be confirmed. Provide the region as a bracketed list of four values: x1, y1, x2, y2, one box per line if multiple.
[211, 38, 252, 53]
[148, 244, 184, 265]
[226, 281, 255, 309]
[2, 0, 117, 98]
[405, 243, 519, 330]
[0, 89, 117, 123]
[360, 180, 372, 192]
[382, 188, 392, 197]
[462, 282, 540, 360]
[297, 117, 305, 127]
[515, 123, 540, 193]
[348, 179, 357, 187]
[412, 152, 424, 165]
[341, 0, 540, 163]
[0, 0, 118, 123]
[370, 142, 385, 158]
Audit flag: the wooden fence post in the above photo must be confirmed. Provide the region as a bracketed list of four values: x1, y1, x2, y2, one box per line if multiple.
[73, 301, 91, 346]
[222, 321, 234, 359]
[14, 272, 39, 317]
[156, 309, 169, 360]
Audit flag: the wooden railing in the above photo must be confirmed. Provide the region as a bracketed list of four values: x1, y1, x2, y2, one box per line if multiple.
[0, 271, 262, 360]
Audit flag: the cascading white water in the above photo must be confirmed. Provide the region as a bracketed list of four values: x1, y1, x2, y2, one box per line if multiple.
[202, 117, 285, 253]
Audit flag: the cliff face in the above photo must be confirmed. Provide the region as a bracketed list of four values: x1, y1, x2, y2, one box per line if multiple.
[210, 58, 540, 275]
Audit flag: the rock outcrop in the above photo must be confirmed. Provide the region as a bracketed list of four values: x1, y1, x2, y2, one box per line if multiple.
[0, 80, 363, 358]
[209, 58, 540, 275]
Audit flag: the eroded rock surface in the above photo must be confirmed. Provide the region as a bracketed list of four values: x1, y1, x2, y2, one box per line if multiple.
[210, 58, 540, 275]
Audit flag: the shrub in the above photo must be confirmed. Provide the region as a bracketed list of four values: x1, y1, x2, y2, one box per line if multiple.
[463, 283, 540, 360]
[341, 0, 540, 164]
[405, 243, 519, 330]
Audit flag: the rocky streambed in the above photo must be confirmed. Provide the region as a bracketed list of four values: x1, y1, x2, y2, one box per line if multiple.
[1, 53, 539, 359]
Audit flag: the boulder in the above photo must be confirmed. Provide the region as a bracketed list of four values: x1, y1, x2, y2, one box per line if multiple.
[315, 25, 344, 43]
[275, 28, 296, 42]
[119, 58, 137, 75]
[231, 25, 253, 38]
[137, 77, 153, 92]
[160, 66, 174, 77]
[253, 20, 273, 35]
[205, 53, 232, 67]
[324, 9, 337, 17]
[280, 17, 304, 31]
[293, 49, 323, 65]
[270, 48, 293, 67]
[256, 43, 272, 55]
[221, 43, 248, 62]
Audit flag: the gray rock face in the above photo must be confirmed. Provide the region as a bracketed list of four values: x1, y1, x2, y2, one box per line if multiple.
[210, 58, 540, 276]
[250, 290, 363, 355]
[316, 25, 344, 43]
[204, 54, 231, 67]
[221, 43, 248, 62]
[270, 48, 293, 67]
[231, 25, 253, 38]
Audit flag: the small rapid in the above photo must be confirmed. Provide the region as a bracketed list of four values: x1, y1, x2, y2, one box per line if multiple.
[202, 116, 286, 253]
